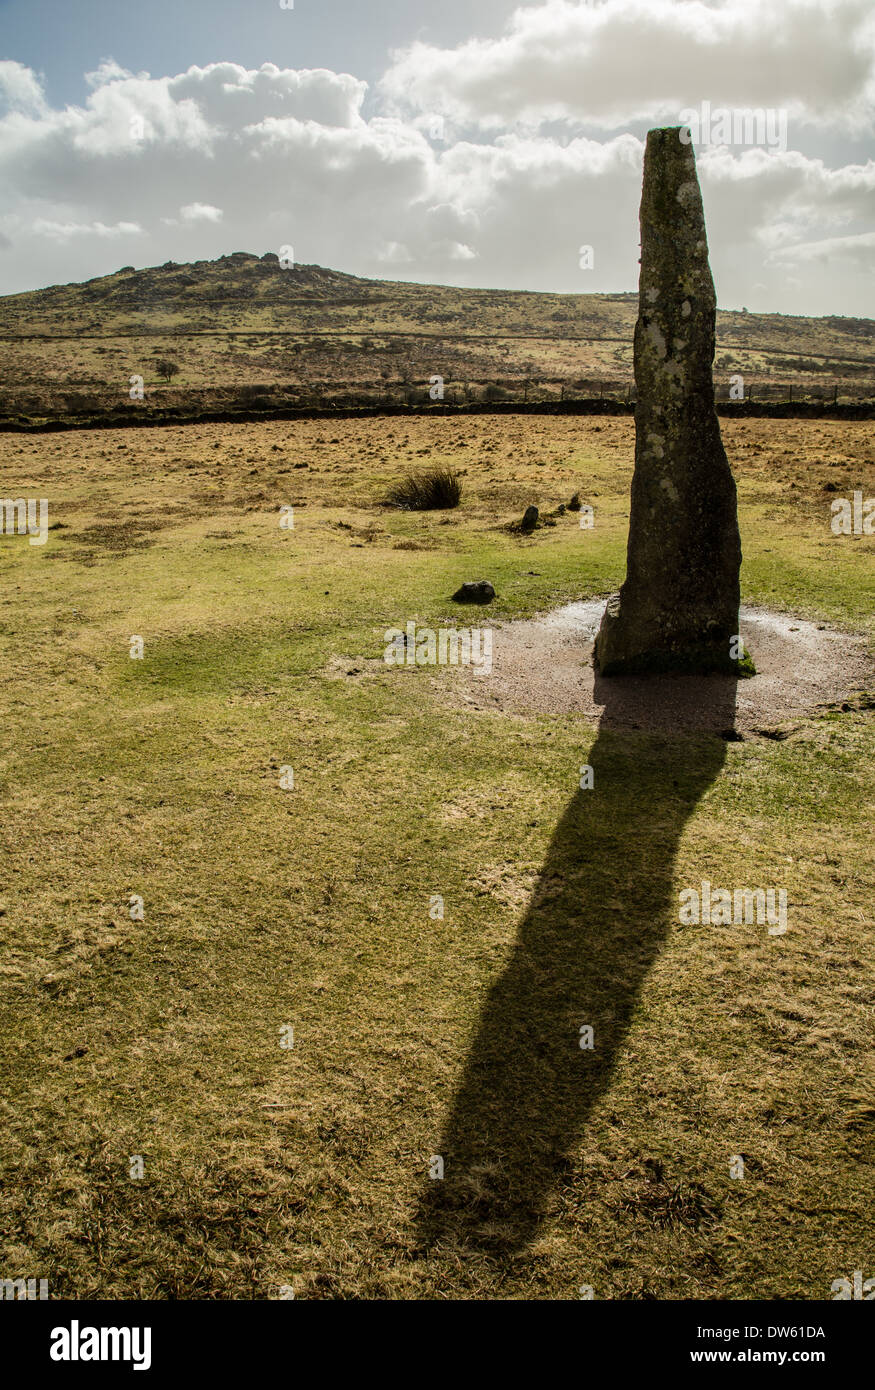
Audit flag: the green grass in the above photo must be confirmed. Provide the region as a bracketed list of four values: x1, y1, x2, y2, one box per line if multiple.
[0, 413, 872, 1299]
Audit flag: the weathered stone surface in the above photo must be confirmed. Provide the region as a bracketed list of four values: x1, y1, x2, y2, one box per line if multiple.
[594, 127, 742, 676]
[452, 579, 495, 604]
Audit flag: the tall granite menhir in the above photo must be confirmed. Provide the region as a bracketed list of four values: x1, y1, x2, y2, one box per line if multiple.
[594, 127, 742, 676]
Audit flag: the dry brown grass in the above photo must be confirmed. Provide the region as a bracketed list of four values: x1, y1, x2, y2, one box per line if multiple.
[0, 413, 872, 1299]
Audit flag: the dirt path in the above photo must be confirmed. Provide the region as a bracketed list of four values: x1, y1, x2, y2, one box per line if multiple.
[436, 600, 874, 734]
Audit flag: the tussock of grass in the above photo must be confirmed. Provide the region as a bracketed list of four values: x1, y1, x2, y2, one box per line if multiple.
[386, 466, 462, 510]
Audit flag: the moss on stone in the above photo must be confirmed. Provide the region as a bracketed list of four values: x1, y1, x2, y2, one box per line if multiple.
[596, 641, 756, 678]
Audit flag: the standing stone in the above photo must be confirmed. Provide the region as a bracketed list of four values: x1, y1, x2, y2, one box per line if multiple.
[594, 127, 743, 676]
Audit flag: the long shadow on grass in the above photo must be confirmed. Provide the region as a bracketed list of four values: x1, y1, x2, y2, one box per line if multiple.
[415, 671, 737, 1254]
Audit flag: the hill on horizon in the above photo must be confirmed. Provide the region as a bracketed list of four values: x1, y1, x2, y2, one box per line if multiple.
[1, 251, 873, 425]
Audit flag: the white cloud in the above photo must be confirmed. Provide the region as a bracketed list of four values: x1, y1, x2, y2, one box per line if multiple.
[377, 240, 414, 263]
[381, 0, 875, 133]
[767, 228, 875, 266]
[31, 218, 143, 241]
[180, 202, 223, 223]
[162, 202, 224, 227]
[0, 60, 48, 116]
[0, 31, 872, 315]
[168, 62, 367, 129]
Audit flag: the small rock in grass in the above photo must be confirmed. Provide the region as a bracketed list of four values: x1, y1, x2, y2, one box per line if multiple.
[452, 580, 495, 604]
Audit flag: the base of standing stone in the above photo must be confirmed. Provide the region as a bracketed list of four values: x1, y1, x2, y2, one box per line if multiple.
[594, 593, 755, 677]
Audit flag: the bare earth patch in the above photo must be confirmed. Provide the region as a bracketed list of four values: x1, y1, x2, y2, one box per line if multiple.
[437, 600, 874, 734]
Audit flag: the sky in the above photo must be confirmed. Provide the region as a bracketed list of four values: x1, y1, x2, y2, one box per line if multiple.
[1, 0, 874, 314]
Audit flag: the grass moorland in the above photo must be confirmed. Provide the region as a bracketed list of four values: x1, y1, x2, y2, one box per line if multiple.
[0, 413, 873, 1299]
[1, 255, 873, 424]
